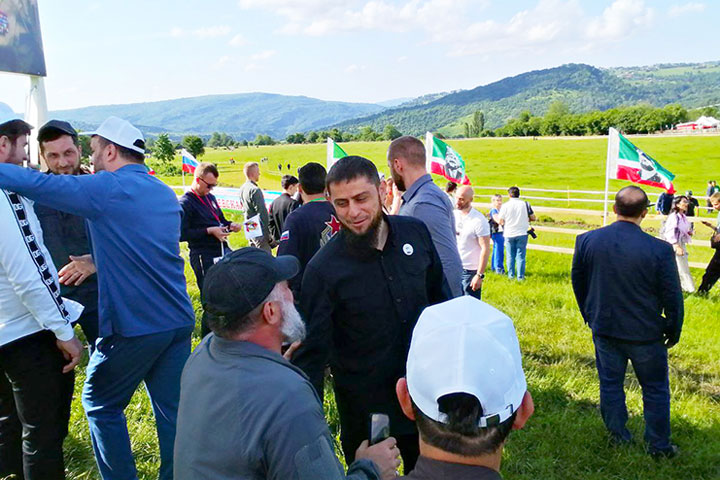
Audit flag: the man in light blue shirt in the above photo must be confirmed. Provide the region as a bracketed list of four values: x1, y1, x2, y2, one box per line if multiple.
[388, 136, 463, 297]
[0, 117, 195, 480]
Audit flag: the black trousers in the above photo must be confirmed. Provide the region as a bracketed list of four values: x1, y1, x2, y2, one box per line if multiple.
[190, 251, 219, 337]
[699, 249, 720, 293]
[0, 331, 74, 480]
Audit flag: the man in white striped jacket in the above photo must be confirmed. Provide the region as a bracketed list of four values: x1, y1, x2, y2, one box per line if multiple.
[0, 112, 83, 480]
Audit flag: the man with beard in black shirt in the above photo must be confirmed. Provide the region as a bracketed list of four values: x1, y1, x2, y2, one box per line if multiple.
[277, 163, 339, 298]
[293, 156, 451, 474]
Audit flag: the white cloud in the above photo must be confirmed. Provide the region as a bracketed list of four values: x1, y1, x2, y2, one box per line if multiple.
[250, 50, 277, 60]
[397, 56, 408, 63]
[244, 63, 260, 72]
[344, 64, 366, 73]
[216, 55, 233, 67]
[238, 0, 656, 57]
[668, 2, 705, 17]
[229, 33, 248, 47]
[586, 0, 654, 41]
[168, 25, 232, 38]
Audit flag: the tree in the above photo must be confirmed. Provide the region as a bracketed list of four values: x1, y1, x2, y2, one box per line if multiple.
[253, 134, 276, 146]
[359, 126, 380, 142]
[307, 131, 319, 143]
[383, 124, 401, 141]
[153, 133, 175, 164]
[182, 135, 205, 158]
[286, 133, 306, 144]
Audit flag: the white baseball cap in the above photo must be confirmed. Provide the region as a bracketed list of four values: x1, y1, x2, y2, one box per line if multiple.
[81, 116, 145, 154]
[407, 296, 527, 428]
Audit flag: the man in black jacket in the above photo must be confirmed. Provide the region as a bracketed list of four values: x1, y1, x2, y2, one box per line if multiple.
[269, 174, 299, 243]
[180, 162, 240, 336]
[571, 186, 683, 458]
[277, 163, 338, 298]
[35, 120, 99, 349]
[293, 156, 451, 473]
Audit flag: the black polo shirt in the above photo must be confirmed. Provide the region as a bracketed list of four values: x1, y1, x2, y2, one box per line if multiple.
[293, 214, 452, 437]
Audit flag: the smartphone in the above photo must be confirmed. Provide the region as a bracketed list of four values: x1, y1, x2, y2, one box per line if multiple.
[369, 413, 390, 445]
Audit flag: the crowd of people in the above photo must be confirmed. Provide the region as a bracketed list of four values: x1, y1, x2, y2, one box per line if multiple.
[0, 111, 717, 480]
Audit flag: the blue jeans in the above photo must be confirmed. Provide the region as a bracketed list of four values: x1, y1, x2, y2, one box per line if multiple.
[82, 326, 193, 480]
[592, 335, 672, 452]
[505, 235, 528, 280]
[491, 232, 505, 273]
[461, 269, 483, 300]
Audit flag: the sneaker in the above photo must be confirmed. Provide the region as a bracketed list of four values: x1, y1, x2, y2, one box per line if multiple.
[650, 444, 679, 459]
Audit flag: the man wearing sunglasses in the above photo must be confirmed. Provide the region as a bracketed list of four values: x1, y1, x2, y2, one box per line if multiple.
[180, 162, 241, 337]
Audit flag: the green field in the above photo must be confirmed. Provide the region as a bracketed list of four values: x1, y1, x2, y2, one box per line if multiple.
[60, 136, 719, 479]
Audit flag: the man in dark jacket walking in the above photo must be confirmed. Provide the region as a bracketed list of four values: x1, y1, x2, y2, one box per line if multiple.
[571, 186, 683, 458]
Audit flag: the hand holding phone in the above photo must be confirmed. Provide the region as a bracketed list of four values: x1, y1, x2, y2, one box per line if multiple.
[369, 413, 390, 445]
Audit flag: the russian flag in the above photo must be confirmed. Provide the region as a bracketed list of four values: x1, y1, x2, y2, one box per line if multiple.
[181, 149, 198, 173]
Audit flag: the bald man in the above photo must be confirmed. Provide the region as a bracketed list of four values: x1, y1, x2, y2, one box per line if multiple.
[572, 186, 683, 458]
[453, 185, 491, 300]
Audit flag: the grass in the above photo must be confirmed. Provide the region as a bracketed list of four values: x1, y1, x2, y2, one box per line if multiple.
[58, 136, 719, 479]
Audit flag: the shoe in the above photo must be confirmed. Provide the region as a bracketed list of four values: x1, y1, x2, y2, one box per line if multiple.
[609, 434, 632, 447]
[650, 444, 679, 459]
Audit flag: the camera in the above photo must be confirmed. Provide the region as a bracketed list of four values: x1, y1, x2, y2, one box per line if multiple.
[528, 228, 537, 239]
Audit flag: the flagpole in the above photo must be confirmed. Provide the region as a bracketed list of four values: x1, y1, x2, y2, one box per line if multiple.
[603, 130, 612, 227]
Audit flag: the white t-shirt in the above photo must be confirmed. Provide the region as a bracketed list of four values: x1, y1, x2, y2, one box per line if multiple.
[498, 198, 530, 238]
[454, 208, 490, 270]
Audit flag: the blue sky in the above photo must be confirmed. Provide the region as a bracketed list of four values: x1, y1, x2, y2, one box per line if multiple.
[1, 0, 718, 112]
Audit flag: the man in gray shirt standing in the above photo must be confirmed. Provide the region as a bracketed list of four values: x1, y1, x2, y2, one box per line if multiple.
[388, 136, 463, 297]
[239, 162, 273, 252]
[174, 248, 400, 480]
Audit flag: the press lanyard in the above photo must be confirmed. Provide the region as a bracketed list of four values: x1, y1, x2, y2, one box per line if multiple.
[193, 191, 221, 224]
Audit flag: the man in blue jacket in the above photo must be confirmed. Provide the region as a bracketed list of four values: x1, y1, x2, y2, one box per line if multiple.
[0, 116, 195, 480]
[571, 186, 683, 459]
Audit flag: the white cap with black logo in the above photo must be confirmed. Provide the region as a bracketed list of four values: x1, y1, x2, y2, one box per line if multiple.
[81, 116, 145, 154]
[407, 296, 527, 428]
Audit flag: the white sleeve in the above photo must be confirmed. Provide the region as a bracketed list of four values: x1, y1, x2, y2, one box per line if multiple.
[0, 191, 75, 341]
[498, 204, 507, 220]
[476, 215, 491, 237]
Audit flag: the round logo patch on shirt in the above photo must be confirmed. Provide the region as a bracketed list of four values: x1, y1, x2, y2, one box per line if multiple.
[403, 243, 414, 256]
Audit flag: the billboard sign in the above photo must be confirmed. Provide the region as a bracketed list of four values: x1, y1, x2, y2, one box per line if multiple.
[0, 0, 46, 76]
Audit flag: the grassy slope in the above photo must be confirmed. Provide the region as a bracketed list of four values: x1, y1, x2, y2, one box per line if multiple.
[65, 136, 719, 479]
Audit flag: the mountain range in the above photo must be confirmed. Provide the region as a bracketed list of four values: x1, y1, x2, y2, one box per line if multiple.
[49, 61, 720, 140]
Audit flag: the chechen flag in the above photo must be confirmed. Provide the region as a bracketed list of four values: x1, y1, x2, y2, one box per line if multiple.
[425, 132, 471, 185]
[327, 138, 347, 169]
[607, 128, 675, 193]
[181, 149, 199, 174]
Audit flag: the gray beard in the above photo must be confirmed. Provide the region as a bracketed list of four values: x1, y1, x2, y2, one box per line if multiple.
[280, 300, 306, 344]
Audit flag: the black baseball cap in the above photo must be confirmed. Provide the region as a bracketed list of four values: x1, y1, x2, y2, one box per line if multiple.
[203, 248, 299, 319]
[38, 120, 78, 142]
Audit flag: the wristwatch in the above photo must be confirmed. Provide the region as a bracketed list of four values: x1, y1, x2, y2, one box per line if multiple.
[475, 273, 485, 279]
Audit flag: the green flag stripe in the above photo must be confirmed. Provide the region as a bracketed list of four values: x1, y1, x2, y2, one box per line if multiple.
[618, 132, 675, 181]
[333, 142, 347, 158]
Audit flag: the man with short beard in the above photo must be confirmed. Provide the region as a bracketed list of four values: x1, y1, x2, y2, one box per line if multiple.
[293, 156, 451, 473]
[387, 136, 463, 297]
[35, 120, 99, 349]
[174, 248, 400, 480]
